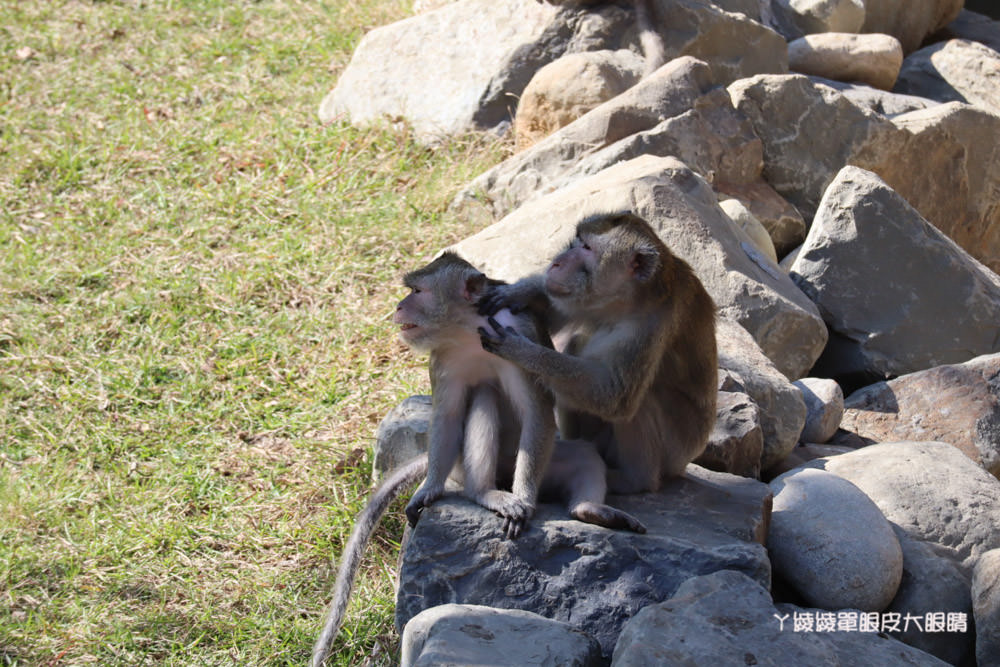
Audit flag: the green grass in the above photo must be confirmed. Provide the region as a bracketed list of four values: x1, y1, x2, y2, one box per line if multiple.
[0, 1, 509, 664]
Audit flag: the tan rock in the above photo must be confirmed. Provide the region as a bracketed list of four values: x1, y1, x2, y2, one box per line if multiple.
[789, 32, 903, 91]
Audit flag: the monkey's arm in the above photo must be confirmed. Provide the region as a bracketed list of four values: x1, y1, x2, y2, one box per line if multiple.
[311, 455, 428, 667]
[481, 319, 663, 421]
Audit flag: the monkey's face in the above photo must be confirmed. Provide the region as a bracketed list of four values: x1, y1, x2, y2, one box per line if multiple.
[394, 281, 443, 351]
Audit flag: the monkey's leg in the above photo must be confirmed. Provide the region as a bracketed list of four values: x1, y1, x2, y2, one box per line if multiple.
[462, 384, 533, 538]
[549, 440, 646, 533]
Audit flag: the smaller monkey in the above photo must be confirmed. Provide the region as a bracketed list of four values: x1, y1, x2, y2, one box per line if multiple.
[311, 253, 643, 667]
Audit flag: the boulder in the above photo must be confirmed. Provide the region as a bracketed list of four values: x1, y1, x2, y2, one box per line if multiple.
[768, 468, 903, 611]
[860, 0, 964, 53]
[454, 156, 828, 379]
[715, 181, 807, 258]
[401, 604, 603, 667]
[729, 74, 1000, 273]
[716, 318, 807, 470]
[802, 441, 1000, 574]
[793, 377, 844, 444]
[396, 465, 772, 658]
[894, 39, 1000, 115]
[718, 198, 777, 263]
[841, 353, 1000, 477]
[789, 166, 1000, 387]
[934, 9, 1000, 54]
[763, 443, 855, 480]
[319, 0, 634, 142]
[611, 570, 948, 666]
[643, 0, 788, 84]
[973, 549, 1000, 667]
[773, 0, 865, 36]
[789, 33, 903, 91]
[514, 49, 644, 152]
[372, 395, 431, 479]
[807, 76, 937, 118]
[697, 388, 765, 478]
[886, 527, 975, 665]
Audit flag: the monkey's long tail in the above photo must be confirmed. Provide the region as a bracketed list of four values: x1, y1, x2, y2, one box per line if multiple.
[310, 454, 429, 667]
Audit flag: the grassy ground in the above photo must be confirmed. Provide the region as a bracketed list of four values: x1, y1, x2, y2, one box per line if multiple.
[0, 1, 507, 664]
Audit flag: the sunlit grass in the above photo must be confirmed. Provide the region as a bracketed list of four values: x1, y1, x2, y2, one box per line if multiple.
[0, 1, 509, 664]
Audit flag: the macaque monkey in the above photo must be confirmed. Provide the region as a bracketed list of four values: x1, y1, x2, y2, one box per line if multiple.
[479, 212, 717, 494]
[311, 252, 644, 667]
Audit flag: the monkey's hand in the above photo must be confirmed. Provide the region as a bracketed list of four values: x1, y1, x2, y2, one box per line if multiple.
[476, 490, 534, 539]
[477, 283, 525, 316]
[479, 317, 533, 361]
[405, 483, 443, 527]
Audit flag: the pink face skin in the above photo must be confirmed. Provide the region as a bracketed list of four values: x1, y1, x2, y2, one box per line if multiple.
[393, 284, 433, 346]
[545, 237, 595, 297]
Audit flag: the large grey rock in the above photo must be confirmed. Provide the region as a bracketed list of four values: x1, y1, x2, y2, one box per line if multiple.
[716, 318, 807, 470]
[611, 570, 948, 666]
[807, 76, 938, 118]
[372, 395, 431, 479]
[894, 39, 1000, 115]
[935, 9, 1000, 54]
[973, 549, 1000, 667]
[841, 353, 1000, 477]
[763, 443, 855, 480]
[396, 465, 772, 658]
[401, 604, 603, 667]
[513, 49, 644, 152]
[456, 57, 729, 220]
[887, 527, 975, 665]
[789, 32, 903, 91]
[768, 468, 903, 611]
[861, 0, 964, 53]
[802, 441, 1000, 574]
[454, 155, 828, 379]
[319, 0, 634, 142]
[729, 75, 1000, 273]
[643, 0, 788, 84]
[697, 388, 764, 478]
[794, 377, 843, 444]
[789, 166, 1000, 386]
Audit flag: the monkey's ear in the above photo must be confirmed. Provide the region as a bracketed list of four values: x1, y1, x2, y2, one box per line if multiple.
[463, 272, 488, 302]
[630, 249, 661, 282]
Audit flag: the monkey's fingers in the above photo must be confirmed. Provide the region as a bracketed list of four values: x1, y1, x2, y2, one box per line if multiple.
[486, 316, 506, 337]
[404, 502, 422, 527]
[478, 327, 500, 353]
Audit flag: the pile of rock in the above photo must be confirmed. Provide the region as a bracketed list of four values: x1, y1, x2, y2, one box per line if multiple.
[324, 1, 1000, 664]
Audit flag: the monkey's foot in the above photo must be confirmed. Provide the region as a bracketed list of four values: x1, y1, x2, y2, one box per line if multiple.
[405, 485, 443, 527]
[475, 490, 534, 539]
[570, 501, 647, 534]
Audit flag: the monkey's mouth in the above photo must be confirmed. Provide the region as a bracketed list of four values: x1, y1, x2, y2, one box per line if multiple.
[399, 323, 418, 332]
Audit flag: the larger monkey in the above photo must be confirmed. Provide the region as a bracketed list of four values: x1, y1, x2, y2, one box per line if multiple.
[311, 252, 644, 667]
[479, 212, 717, 494]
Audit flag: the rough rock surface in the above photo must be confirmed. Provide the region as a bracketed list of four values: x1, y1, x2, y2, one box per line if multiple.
[973, 549, 1000, 667]
[716, 318, 807, 470]
[401, 604, 603, 667]
[396, 465, 772, 658]
[513, 49, 644, 152]
[768, 468, 903, 611]
[935, 9, 1000, 53]
[611, 570, 947, 666]
[730, 74, 1000, 273]
[774, 0, 865, 36]
[789, 32, 903, 91]
[802, 441, 1000, 573]
[807, 76, 937, 117]
[718, 197, 777, 263]
[794, 377, 844, 444]
[840, 353, 1000, 477]
[454, 155, 828, 379]
[894, 38, 1000, 115]
[697, 388, 764, 478]
[789, 166, 1000, 387]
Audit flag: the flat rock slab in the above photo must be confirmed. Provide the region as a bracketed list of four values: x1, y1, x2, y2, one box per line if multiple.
[396, 464, 772, 659]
